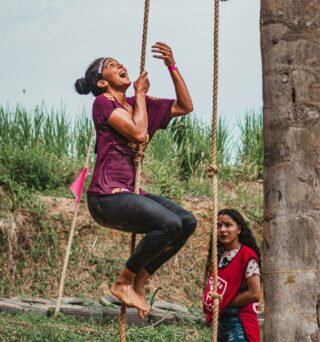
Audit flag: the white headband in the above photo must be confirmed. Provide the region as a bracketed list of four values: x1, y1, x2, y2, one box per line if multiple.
[97, 57, 107, 75]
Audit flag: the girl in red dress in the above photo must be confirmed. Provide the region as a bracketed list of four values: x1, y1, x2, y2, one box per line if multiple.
[203, 208, 261, 342]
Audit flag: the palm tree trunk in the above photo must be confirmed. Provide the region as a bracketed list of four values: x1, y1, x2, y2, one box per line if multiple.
[261, 1, 320, 341]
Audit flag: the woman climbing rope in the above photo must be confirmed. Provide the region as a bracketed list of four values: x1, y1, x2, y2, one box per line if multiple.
[75, 42, 196, 318]
[203, 208, 261, 342]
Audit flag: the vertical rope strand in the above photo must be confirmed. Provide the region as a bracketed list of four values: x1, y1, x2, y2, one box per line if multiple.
[119, 302, 127, 342]
[139, 0, 150, 74]
[119, 1, 150, 341]
[210, 0, 220, 341]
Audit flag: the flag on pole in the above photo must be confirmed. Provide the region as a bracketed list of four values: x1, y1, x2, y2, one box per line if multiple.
[69, 167, 88, 203]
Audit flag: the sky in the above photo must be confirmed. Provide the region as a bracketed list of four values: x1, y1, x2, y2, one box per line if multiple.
[0, 0, 262, 131]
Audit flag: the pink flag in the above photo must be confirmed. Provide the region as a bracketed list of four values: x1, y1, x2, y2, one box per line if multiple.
[69, 167, 88, 203]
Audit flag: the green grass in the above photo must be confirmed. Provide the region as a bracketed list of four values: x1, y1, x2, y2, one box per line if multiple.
[0, 104, 263, 201]
[0, 312, 212, 342]
[0, 103, 264, 309]
[236, 110, 263, 180]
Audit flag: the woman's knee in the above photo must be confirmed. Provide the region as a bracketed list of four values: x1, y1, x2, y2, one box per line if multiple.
[162, 215, 183, 240]
[181, 211, 197, 238]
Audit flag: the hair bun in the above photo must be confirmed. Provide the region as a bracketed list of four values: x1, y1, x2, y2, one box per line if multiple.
[74, 77, 90, 95]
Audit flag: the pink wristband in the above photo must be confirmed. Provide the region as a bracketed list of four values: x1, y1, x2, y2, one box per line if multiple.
[168, 64, 177, 71]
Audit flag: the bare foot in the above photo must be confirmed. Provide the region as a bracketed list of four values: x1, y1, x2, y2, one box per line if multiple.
[134, 288, 150, 319]
[111, 283, 150, 312]
[134, 268, 151, 319]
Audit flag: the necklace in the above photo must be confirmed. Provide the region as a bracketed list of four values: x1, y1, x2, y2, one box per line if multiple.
[105, 92, 133, 114]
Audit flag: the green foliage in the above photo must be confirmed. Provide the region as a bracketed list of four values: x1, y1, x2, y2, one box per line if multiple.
[0, 103, 263, 201]
[1, 146, 75, 191]
[168, 116, 232, 179]
[0, 312, 212, 341]
[0, 173, 44, 213]
[236, 110, 263, 179]
[0, 104, 93, 193]
[0, 103, 264, 319]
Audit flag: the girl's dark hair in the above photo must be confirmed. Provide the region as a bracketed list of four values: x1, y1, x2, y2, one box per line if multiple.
[74, 58, 109, 97]
[217, 208, 261, 265]
[204, 208, 261, 284]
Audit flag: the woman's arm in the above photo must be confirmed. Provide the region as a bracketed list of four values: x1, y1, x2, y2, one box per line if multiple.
[228, 275, 261, 307]
[152, 42, 193, 116]
[108, 72, 149, 143]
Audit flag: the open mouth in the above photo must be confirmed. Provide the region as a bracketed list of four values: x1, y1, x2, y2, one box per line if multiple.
[119, 70, 127, 78]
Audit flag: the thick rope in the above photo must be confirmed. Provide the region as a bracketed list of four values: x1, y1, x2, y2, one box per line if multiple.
[139, 0, 150, 75]
[209, 0, 221, 341]
[119, 1, 150, 341]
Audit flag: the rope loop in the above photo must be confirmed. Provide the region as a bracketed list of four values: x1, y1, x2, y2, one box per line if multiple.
[208, 163, 219, 178]
[209, 291, 222, 301]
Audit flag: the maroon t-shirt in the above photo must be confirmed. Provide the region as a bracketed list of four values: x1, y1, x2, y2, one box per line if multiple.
[87, 94, 174, 196]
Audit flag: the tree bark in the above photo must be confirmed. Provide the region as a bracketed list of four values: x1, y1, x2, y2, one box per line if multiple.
[261, 1, 320, 341]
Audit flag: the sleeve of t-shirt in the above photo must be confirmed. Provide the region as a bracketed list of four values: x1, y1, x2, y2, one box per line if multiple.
[92, 95, 116, 128]
[245, 258, 260, 278]
[146, 95, 175, 134]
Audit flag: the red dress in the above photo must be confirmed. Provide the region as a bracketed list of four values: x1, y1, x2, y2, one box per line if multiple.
[203, 245, 260, 342]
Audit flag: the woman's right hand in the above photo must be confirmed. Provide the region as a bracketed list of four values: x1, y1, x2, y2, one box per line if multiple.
[134, 71, 150, 94]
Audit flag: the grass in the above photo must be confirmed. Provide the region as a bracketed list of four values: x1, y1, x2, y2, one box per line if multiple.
[0, 104, 263, 200]
[0, 103, 264, 338]
[236, 110, 263, 180]
[0, 312, 212, 342]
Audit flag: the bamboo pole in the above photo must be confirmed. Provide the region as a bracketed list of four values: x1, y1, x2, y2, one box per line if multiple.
[54, 129, 95, 319]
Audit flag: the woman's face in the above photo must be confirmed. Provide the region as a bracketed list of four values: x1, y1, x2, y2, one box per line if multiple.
[101, 58, 131, 89]
[217, 214, 241, 248]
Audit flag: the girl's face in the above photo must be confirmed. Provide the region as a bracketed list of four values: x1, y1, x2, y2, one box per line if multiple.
[100, 58, 131, 90]
[217, 214, 241, 249]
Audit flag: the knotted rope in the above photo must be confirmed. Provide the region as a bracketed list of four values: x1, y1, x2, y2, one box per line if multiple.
[209, 0, 221, 341]
[119, 1, 150, 341]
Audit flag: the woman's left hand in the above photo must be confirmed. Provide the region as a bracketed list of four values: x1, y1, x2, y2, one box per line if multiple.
[151, 42, 175, 67]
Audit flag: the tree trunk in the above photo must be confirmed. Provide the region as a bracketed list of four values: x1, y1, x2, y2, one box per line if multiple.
[261, 1, 320, 341]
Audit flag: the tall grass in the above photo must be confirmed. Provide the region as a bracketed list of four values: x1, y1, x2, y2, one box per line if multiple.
[167, 116, 232, 179]
[0, 103, 263, 196]
[0, 104, 92, 158]
[236, 110, 263, 179]
[0, 104, 93, 192]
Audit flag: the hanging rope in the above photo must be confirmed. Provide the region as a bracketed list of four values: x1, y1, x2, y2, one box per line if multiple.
[208, 0, 221, 341]
[119, 1, 150, 341]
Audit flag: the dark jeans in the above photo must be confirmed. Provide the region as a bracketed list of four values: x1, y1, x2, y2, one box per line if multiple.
[218, 307, 248, 342]
[87, 192, 197, 275]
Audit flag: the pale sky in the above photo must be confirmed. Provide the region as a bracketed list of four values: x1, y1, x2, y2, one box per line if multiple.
[0, 0, 262, 129]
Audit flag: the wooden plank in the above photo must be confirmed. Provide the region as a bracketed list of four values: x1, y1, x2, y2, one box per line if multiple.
[100, 295, 119, 307]
[153, 301, 189, 313]
[0, 299, 50, 316]
[0, 302, 24, 314]
[60, 297, 87, 305]
[0, 296, 203, 326]
[49, 304, 105, 322]
[11, 296, 56, 305]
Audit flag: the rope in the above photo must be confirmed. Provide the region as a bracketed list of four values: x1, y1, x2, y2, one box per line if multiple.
[119, 1, 150, 341]
[209, 0, 221, 341]
[139, 0, 150, 75]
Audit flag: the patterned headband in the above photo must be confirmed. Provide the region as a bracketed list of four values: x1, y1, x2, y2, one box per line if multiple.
[97, 57, 107, 75]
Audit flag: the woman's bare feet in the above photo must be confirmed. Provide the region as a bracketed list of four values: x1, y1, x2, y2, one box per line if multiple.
[110, 267, 150, 313]
[134, 288, 150, 318]
[111, 283, 149, 312]
[134, 268, 151, 319]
